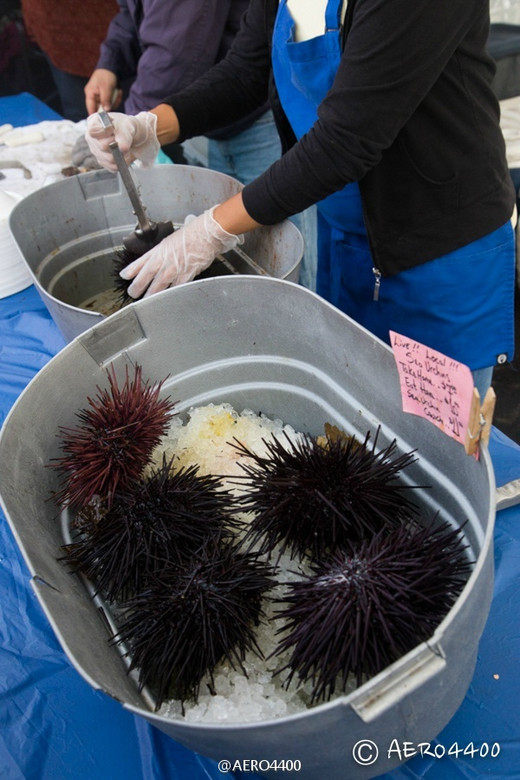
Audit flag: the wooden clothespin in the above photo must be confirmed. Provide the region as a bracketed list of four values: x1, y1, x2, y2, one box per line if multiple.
[464, 386, 496, 456]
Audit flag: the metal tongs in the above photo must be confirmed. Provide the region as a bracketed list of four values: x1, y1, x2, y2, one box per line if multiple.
[97, 110, 174, 255]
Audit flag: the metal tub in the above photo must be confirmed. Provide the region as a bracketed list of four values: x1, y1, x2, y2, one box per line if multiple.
[8, 166, 303, 342]
[0, 277, 495, 778]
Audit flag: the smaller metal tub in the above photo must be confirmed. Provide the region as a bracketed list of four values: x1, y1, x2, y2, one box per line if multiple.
[8, 166, 303, 342]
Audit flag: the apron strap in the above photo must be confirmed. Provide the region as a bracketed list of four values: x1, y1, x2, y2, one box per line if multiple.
[325, 0, 343, 31]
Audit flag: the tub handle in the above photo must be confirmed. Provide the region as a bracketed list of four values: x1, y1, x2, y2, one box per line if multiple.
[77, 168, 121, 200]
[79, 308, 145, 365]
[350, 643, 446, 723]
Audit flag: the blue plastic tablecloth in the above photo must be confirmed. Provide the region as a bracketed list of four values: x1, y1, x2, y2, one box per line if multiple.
[0, 92, 63, 126]
[1, 284, 520, 780]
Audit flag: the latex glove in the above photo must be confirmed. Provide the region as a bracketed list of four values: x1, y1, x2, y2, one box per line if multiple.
[85, 111, 160, 171]
[120, 206, 244, 298]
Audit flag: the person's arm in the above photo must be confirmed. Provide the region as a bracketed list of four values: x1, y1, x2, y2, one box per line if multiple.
[130, 0, 238, 108]
[85, 69, 120, 114]
[85, 0, 140, 113]
[213, 194, 261, 236]
[95, 0, 140, 79]
[93, 0, 248, 114]
[162, 0, 272, 141]
[149, 104, 179, 146]
[241, 0, 486, 225]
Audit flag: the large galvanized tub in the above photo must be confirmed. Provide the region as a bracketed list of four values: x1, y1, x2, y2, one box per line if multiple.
[0, 277, 495, 779]
[8, 166, 303, 342]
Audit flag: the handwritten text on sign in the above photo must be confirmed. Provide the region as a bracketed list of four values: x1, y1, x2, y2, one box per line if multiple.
[389, 331, 474, 446]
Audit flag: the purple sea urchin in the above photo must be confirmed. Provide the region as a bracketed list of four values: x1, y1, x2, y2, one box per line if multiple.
[111, 539, 275, 707]
[234, 428, 421, 561]
[113, 248, 141, 306]
[52, 364, 175, 509]
[272, 517, 472, 703]
[61, 456, 238, 601]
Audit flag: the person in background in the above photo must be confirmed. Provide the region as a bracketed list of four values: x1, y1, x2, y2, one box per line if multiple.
[84, 1, 282, 180]
[86, 0, 515, 398]
[20, 0, 118, 122]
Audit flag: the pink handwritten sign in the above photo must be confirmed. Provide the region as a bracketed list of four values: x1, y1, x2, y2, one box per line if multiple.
[389, 331, 475, 446]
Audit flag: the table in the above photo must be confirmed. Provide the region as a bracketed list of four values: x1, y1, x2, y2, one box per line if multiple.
[1, 93, 520, 780]
[1, 288, 520, 780]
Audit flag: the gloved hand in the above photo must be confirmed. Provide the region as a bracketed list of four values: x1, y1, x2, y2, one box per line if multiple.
[85, 111, 160, 171]
[120, 206, 244, 298]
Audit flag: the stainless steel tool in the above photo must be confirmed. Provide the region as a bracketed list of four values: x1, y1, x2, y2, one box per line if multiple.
[97, 110, 174, 255]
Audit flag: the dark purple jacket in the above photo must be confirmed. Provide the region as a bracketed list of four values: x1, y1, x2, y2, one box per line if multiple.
[96, 0, 266, 137]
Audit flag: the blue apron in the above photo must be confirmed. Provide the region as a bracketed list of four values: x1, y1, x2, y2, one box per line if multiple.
[272, 0, 515, 369]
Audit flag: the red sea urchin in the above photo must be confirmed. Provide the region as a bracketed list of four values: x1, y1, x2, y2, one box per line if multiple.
[233, 428, 421, 561]
[111, 538, 276, 707]
[52, 364, 175, 509]
[61, 456, 239, 601]
[272, 517, 472, 703]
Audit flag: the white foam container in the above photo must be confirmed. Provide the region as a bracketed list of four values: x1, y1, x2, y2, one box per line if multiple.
[0, 191, 32, 297]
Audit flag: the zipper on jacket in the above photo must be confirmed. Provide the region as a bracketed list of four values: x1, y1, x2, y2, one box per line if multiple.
[372, 267, 381, 301]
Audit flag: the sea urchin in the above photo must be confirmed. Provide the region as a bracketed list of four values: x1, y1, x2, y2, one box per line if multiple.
[272, 517, 472, 703]
[61, 455, 239, 601]
[234, 428, 421, 561]
[52, 363, 175, 509]
[111, 538, 275, 707]
[112, 248, 140, 307]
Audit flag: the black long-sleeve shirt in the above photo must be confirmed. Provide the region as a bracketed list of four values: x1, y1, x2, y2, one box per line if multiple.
[165, 0, 515, 275]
